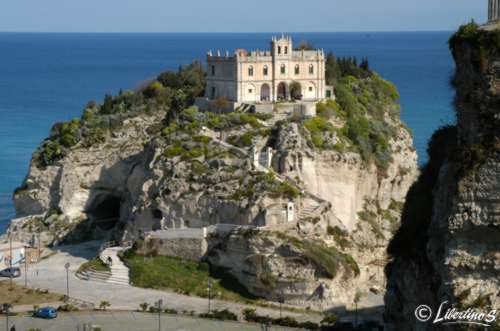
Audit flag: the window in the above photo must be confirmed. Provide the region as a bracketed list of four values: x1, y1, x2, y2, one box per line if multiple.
[294, 65, 300, 75]
[211, 65, 215, 76]
[309, 64, 314, 74]
[211, 87, 216, 99]
[280, 64, 286, 75]
[285, 46, 288, 54]
[263, 65, 268, 76]
[309, 86, 313, 92]
[278, 46, 281, 54]
[248, 88, 253, 93]
[248, 65, 254, 76]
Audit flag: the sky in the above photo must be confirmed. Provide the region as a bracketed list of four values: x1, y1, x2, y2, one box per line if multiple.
[0, 0, 486, 33]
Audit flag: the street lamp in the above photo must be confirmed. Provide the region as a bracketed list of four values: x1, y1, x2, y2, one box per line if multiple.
[3, 304, 12, 331]
[24, 255, 28, 287]
[156, 299, 163, 331]
[8, 230, 12, 290]
[277, 290, 285, 319]
[64, 262, 71, 301]
[207, 278, 213, 314]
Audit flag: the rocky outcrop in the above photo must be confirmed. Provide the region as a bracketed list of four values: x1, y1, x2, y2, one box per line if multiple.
[385, 23, 500, 330]
[10, 65, 417, 311]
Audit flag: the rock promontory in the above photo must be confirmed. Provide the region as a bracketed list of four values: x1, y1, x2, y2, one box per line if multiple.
[10, 57, 417, 310]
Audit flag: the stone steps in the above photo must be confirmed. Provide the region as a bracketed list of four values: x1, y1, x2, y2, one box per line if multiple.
[99, 246, 131, 286]
[298, 200, 321, 220]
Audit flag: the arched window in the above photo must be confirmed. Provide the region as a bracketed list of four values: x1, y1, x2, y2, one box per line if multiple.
[248, 65, 254, 77]
[285, 46, 288, 54]
[294, 65, 300, 75]
[280, 64, 286, 75]
[309, 64, 314, 75]
[263, 65, 268, 76]
[211, 65, 215, 76]
[278, 46, 281, 54]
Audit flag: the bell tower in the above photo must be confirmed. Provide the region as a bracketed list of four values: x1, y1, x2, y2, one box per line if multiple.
[271, 35, 292, 59]
[489, 0, 500, 22]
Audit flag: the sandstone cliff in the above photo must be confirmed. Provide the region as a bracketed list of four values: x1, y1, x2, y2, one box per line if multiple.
[9, 60, 417, 311]
[384, 23, 500, 330]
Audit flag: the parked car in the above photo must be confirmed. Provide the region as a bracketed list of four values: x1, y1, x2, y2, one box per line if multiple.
[0, 267, 21, 278]
[33, 307, 58, 319]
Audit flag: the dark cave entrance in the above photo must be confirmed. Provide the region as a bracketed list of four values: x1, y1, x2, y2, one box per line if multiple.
[89, 196, 121, 231]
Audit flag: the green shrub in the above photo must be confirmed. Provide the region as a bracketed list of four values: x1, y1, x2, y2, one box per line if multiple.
[198, 309, 238, 321]
[163, 144, 183, 158]
[57, 304, 79, 312]
[276, 233, 359, 278]
[304, 117, 334, 134]
[327, 226, 350, 249]
[358, 210, 384, 239]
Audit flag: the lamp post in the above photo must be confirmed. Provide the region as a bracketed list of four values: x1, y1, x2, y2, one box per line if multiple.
[8, 230, 13, 290]
[37, 231, 41, 261]
[207, 278, 213, 314]
[277, 290, 285, 319]
[3, 304, 11, 331]
[24, 256, 28, 287]
[156, 299, 163, 331]
[64, 263, 71, 301]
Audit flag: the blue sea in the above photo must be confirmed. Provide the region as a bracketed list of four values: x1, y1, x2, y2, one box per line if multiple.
[0, 32, 456, 234]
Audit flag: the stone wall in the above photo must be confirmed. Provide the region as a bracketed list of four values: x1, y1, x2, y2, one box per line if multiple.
[144, 231, 208, 262]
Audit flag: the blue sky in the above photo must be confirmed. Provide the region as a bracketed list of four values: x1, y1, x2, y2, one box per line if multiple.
[0, 0, 485, 32]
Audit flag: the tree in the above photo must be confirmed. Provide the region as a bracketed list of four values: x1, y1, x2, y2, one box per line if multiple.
[101, 94, 114, 114]
[325, 52, 341, 85]
[295, 40, 315, 50]
[213, 96, 229, 113]
[139, 302, 149, 312]
[360, 57, 370, 71]
[166, 89, 188, 124]
[99, 301, 111, 311]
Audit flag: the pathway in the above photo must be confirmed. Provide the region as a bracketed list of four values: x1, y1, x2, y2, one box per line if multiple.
[99, 246, 130, 286]
[13, 243, 317, 322]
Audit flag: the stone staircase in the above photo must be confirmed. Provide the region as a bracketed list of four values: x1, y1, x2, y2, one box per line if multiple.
[298, 198, 322, 221]
[76, 246, 130, 286]
[204, 127, 331, 223]
[99, 246, 130, 286]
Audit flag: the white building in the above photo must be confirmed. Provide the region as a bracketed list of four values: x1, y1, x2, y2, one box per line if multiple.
[200, 36, 334, 109]
[0, 241, 25, 269]
[489, 0, 500, 22]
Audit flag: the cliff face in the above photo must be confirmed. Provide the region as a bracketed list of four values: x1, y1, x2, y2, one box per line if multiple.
[384, 23, 500, 330]
[10, 63, 417, 310]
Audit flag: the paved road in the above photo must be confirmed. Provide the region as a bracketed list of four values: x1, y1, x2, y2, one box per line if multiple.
[0, 311, 298, 331]
[13, 241, 316, 321]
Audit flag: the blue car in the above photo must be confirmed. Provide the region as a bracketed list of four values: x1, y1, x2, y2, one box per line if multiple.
[33, 307, 58, 319]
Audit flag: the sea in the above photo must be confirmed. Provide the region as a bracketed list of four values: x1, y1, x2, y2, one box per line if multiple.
[0, 32, 456, 234]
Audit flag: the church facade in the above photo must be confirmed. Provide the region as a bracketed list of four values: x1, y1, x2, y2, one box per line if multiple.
[489, 0, 500, 22]
[204, 36, 333, 104]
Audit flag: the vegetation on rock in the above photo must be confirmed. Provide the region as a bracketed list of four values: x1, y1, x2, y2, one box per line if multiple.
[275, 232, 360, 278]
[34, 62, 206, 167]
[121, 249, 258, 303]
[300, 55, 402, 173]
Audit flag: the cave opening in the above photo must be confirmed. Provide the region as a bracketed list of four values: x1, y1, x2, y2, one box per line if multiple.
[89, 196, 121, 231]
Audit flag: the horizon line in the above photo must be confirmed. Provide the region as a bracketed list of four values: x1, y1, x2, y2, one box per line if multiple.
[0, 29, 456, 34]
